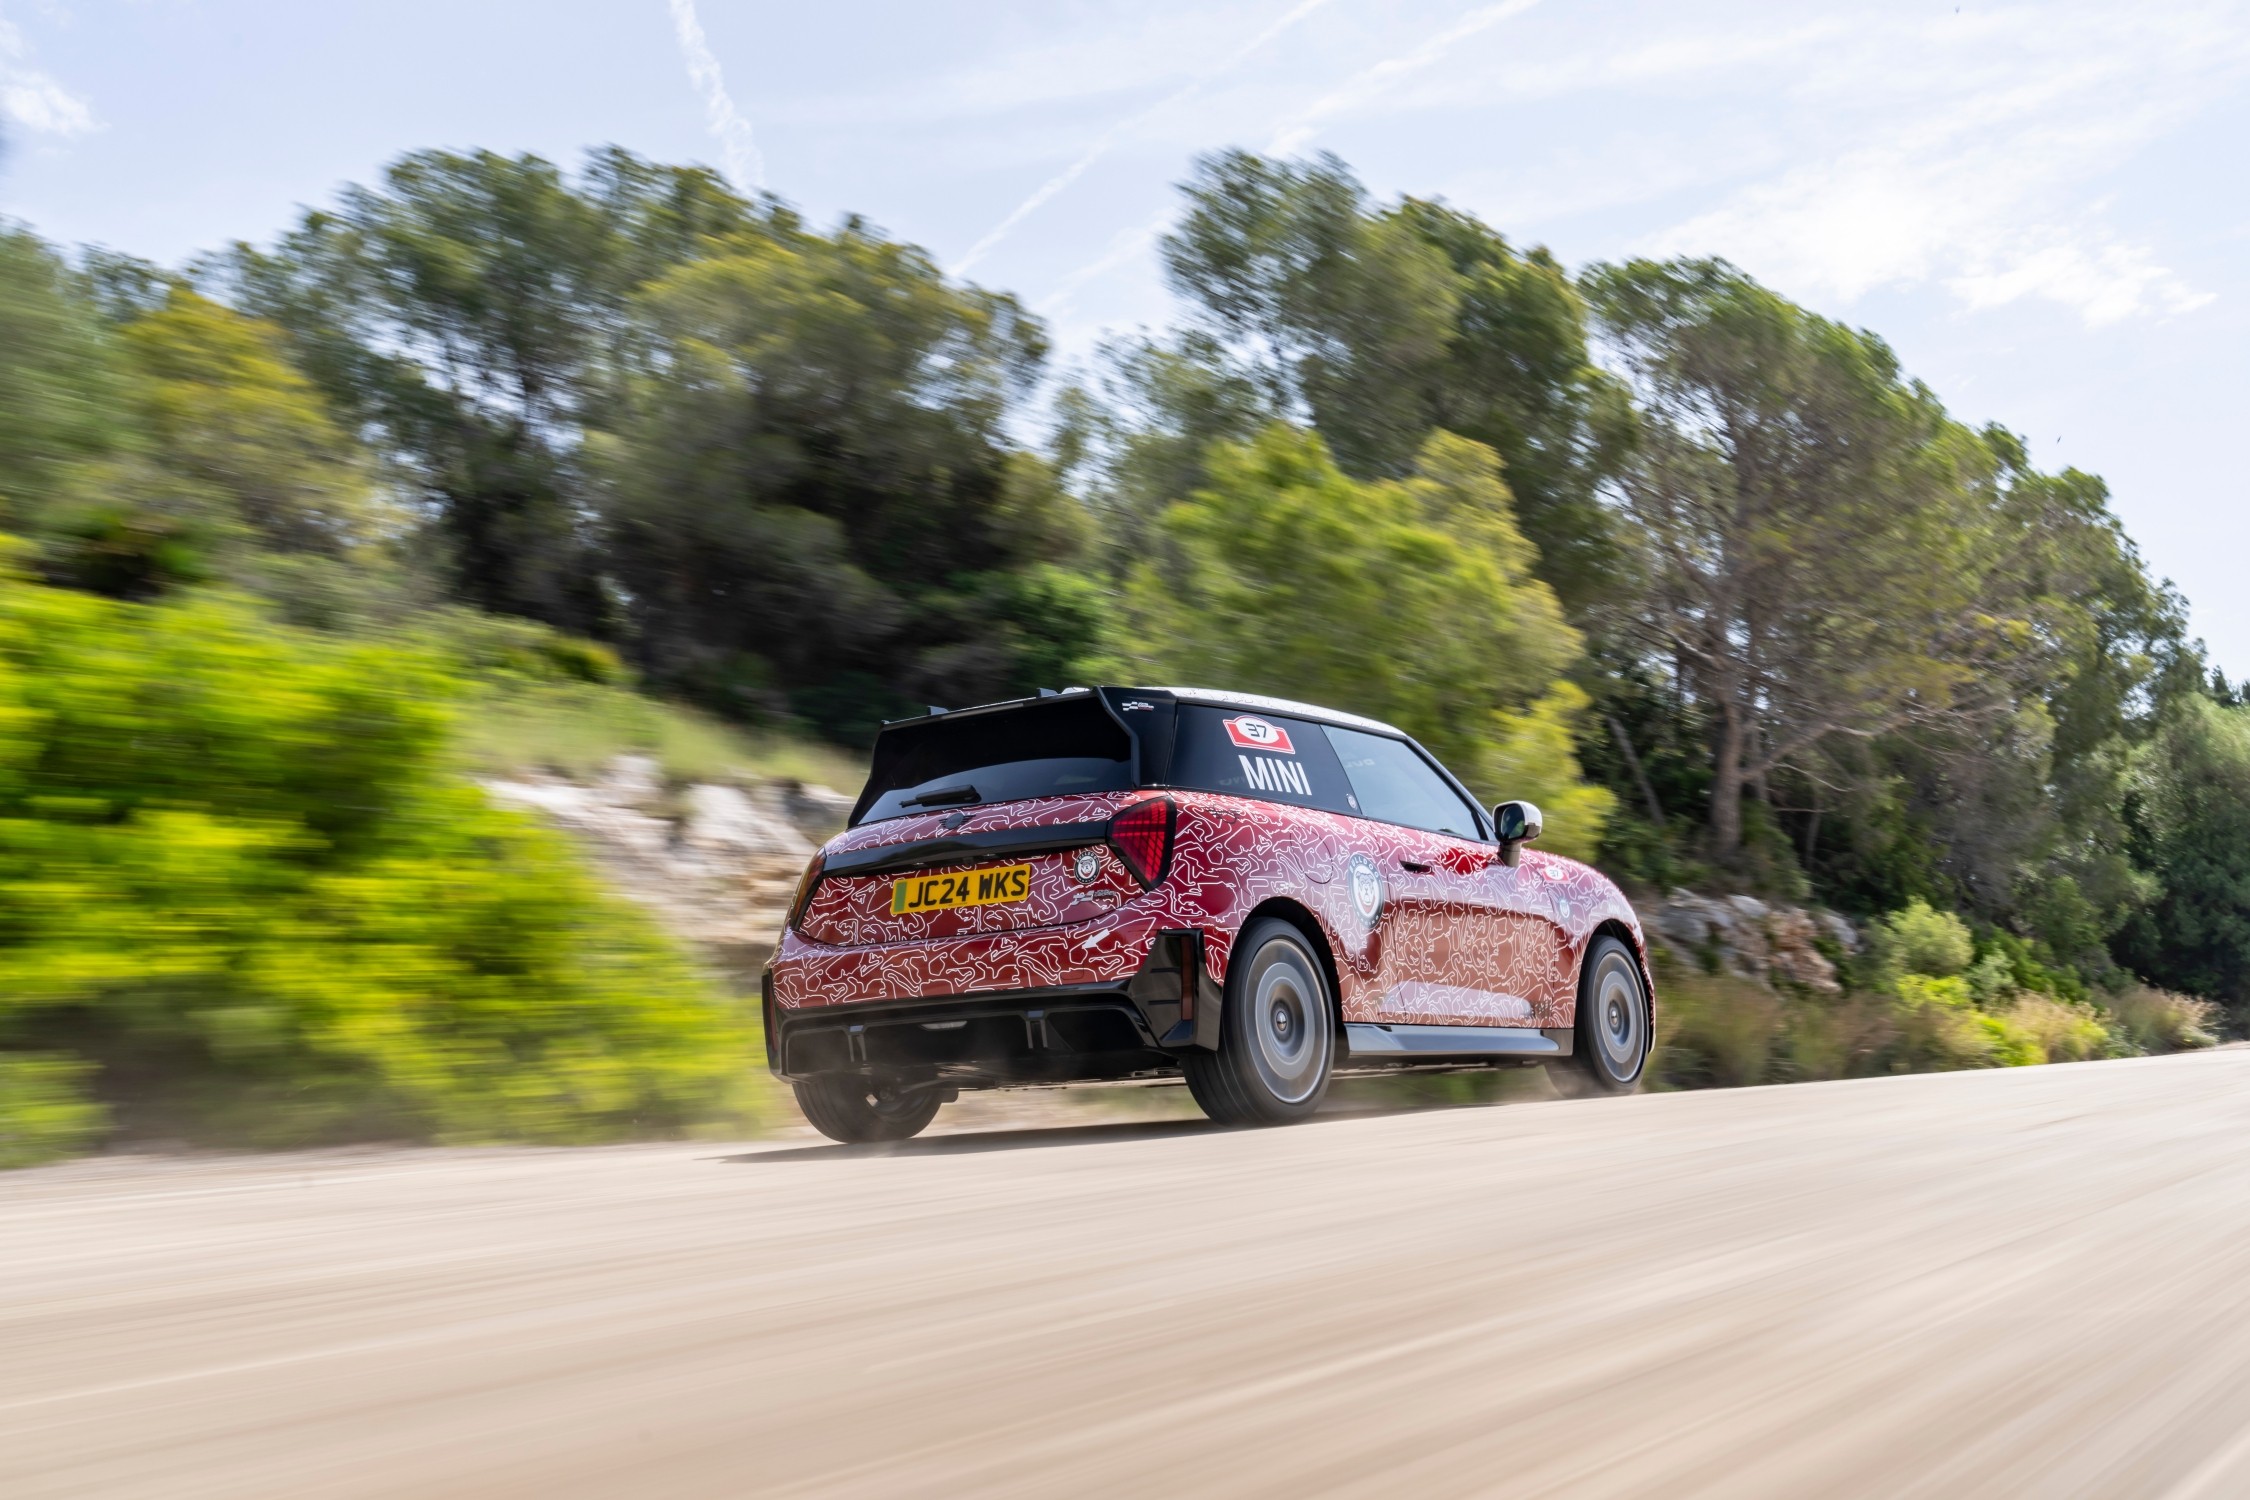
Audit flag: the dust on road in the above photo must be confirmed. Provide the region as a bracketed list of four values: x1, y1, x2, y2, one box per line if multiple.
[8, 1052, 2250, 1498]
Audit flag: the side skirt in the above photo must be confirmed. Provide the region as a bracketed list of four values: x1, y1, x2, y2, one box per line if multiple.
[1343, 1023, 1573, 1060]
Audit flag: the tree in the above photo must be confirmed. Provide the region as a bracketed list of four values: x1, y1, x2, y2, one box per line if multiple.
[217, 148, 766, 632]
[1158, 151, 1632, 610]
[2117, 696, 2250, 1014]
[1125, 424, 1613, 853]
[0, 229, 129, 531]
[117, 288, 377, 556]
[595, 218, 1099, 737]
[1583, 258, 2022, 859]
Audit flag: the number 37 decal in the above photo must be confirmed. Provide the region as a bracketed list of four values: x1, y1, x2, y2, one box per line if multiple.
[1225, 716, 1296, 754]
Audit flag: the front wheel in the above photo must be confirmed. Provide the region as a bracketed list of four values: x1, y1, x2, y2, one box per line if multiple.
[792, 1075, 942, 1143]
[1547, 935, 1650, 1097]
[1184, 918, 1336, 1126]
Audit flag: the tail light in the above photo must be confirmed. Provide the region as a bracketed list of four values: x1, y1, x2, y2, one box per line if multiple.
[786, 852, 825, 931]
[1108, 798, 1175, 888]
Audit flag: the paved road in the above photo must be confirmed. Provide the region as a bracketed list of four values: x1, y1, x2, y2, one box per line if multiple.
[8, 1052, 2250, 1498]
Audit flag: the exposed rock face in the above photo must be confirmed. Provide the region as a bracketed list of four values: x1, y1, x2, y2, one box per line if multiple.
[483, 756, 847, 984]
[1649, 890, 1858, 995]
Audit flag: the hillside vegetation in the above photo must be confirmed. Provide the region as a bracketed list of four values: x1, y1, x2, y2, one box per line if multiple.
[0, 144, 2237, 1163]
[0, 559, 758, 1162]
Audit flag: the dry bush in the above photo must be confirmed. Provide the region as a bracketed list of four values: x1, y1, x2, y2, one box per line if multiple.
[1998, 996, 2112, 1063]
[1650, 964, 1786, 1088]
[2106, 986, 2221, 1053]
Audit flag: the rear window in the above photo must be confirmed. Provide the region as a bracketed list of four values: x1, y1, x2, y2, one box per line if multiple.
[1168, 706, 1355, 814]
[855, 697, 1135, 823]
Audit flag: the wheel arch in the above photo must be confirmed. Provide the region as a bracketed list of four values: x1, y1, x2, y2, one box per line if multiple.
[1582, 917, 1656, 1034]
[1238, 896, 1348, 1031]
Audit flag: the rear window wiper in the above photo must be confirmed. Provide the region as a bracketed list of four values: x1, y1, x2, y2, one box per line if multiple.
[901, 783, 981, 809]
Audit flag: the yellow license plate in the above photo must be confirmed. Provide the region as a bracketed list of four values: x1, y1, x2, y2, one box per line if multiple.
[890, 863, 1033, 915]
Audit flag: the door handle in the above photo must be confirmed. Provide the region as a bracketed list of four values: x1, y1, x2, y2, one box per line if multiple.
[1399, 859, 1432, 873]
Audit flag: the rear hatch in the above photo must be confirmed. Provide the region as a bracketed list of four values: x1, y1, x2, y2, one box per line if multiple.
[796, 692, 1168, 947]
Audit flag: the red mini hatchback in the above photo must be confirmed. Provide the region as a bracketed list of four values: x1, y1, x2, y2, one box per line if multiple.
[765, 687, 1653, 1142]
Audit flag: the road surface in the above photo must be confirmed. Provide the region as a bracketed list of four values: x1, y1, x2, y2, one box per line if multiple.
[8, 1050, 2250, 1498]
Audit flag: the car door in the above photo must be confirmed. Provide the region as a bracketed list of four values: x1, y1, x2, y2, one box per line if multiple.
[1322, 727, 1535, 1027]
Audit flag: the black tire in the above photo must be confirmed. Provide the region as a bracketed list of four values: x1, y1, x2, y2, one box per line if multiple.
[792, 1075, 943, 1144]
[1547, 935, 1650, 1097]
[1183, 917, 1336, 1126]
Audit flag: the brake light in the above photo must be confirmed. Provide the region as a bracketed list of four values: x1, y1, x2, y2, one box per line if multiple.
[786, 852, 825, 930]
[1108, 798, 1175, 888]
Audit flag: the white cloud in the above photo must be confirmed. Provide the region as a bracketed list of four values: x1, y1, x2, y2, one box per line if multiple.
[1949, 238, 2215, 327]
[944, 0, 2248, 340]
[667, 0, 763, 191]
[1619, 3, 2250, 326]
[0, 18, 93, 137]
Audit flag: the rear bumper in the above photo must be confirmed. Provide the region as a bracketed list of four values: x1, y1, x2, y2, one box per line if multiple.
[767, 987, 1166, 1086]
[769, 908, 1175, 1011]
[765, 925, 1215, 1087]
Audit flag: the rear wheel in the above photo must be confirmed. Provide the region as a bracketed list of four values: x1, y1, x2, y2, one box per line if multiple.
[1184, 918, 1336, 1126]
[1547, 935, 1649, 1097]
[792, 1075, 943, 1143]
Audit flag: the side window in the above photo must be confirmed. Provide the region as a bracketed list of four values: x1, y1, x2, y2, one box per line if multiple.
[1324, 727, 1484, 838]
[1167, 706, 1356, 814]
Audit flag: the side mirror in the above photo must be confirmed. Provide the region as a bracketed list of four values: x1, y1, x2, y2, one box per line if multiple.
[1492, 800, 1543, 867]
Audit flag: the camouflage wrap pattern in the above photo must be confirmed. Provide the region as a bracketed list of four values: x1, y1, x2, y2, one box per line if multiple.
[769, 790, 1646, 1030]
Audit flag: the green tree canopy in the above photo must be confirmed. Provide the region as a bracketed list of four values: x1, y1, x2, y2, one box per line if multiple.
[118, 288, 378, 556]
[1125, 424, 1613, 853]
[1583, 257, 2034, 858]
[219, 147, 767, 631]
[0, 228, 131, 532]
[1157, 151, 1632, 610]
[595, 219, 1099, 737]
[2117, 697, 2250, 1012]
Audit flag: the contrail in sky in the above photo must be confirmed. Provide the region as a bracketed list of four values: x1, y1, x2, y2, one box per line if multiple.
[1038, 0, 1543, 317]
[952, 0, 1339, 277]
[668, 0, 765, 191]
[1262, 0, 1539, 155]
[1039, 1, 1539, 319]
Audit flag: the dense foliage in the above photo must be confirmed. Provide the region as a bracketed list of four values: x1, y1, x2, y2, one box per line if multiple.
[0, 556, 751, 1153]
[0, 138, 2237, 1161]
[215, 150, 1101, 741]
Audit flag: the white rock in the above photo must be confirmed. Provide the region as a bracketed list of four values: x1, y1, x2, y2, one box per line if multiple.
[683, 783, 813, 861]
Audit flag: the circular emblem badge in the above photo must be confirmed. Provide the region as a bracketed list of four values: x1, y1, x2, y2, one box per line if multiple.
[1073, 848, 1102, 883]
[1347, 853, 1385, 927]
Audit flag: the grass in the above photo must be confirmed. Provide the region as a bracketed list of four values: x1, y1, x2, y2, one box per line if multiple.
[457, 679, 867, 793]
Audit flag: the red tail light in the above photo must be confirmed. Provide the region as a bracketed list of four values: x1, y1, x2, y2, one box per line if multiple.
[786, 852, 825, 931]
[1109, 798, 1175, 888]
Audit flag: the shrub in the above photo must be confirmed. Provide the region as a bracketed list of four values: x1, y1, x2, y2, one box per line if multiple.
[1648, 930, 2143, 1090]
[2000, 995, 2112, 1064]
[1876, 900, 1975, 978]
[0, 562, 754, 1159]
[0, 1054, 106, 1168]
[2106, 985, 2221, 1053]
[1887, 973, 2005, 1070]
[1648, 964, 1784, 1088]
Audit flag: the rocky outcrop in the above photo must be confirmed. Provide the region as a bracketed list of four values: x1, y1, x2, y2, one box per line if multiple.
[1648, 891, 1858, 995]
[484, 756, 847, 984]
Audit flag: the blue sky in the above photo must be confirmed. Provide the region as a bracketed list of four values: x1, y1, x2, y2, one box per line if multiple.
[5, 0, 2247, 670]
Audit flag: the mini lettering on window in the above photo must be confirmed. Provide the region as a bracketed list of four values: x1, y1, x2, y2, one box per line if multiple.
[1238, 753, 1312, 797]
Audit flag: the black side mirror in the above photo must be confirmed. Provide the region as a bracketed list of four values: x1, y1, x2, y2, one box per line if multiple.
[1492, 799, 1543, 867]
